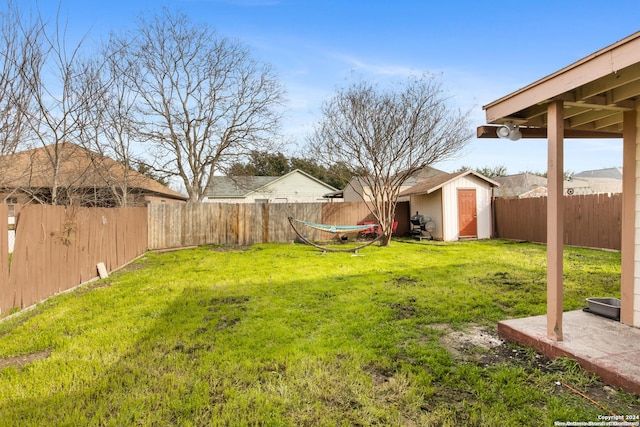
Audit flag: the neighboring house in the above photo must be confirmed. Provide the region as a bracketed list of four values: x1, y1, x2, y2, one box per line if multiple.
[342, 166, 447, 203]
[564, 177, 621, 195]
[0, 143, 188, 207]
[399, 170, 499, 241]
[494, 168, 622, 198]
[573, 167, 622, 179]
[204, 169, 338, 203]
[493, 173, 548, 198]
[569, 167, 622, 195]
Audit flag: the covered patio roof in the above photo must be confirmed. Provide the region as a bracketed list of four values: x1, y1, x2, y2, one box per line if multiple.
[478, 30, 640, 139]
[479, 31, 640, 342]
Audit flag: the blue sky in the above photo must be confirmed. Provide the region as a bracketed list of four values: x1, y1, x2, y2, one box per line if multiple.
[25, 0, 640, 174]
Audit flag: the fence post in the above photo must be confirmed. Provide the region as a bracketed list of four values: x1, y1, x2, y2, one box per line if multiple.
[0, 204, 8, 314]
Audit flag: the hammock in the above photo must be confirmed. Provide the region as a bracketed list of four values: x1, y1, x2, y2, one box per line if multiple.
[291, 218, 375, 234]
[288, 216, 382, 253]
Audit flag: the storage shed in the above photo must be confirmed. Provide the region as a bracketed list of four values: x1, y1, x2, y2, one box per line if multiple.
[399, 170, 499, 241]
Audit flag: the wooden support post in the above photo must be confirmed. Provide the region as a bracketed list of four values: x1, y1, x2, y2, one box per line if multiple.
[547, 100, 564, 341]
[620, 109, 637, 325]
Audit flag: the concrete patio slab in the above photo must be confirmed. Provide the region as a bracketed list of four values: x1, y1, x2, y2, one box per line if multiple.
[498, 310, 640, 395]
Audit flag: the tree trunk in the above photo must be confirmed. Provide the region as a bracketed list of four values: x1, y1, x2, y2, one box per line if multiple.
[380, 232, 392, 246]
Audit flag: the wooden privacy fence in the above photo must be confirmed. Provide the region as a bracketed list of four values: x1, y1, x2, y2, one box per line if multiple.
[494, 193, 622, 250]
[148, 202, 409, 250]
[1, 205, 147, 315]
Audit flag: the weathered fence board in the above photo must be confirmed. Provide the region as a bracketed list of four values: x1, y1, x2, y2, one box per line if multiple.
[0, 204, 8, 309]
[148, 202, 409, 250]
[494, 194, 621, 250]
[2, 205, 147, 315]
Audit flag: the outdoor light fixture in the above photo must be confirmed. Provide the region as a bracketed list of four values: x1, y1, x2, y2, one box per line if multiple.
[496, 121, 522, 141]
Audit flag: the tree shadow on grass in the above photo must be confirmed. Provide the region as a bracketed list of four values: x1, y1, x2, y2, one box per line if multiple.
[0, 244, 624, 425]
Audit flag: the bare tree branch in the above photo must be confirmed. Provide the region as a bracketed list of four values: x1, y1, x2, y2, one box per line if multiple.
[309, 76, 473, 246]
[20, 3, 96, 205]
[0, 1, 41, 188]
[112, 9, 285, 202]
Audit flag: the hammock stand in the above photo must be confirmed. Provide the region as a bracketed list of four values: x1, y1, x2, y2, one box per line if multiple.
[288, 216, 382, 254]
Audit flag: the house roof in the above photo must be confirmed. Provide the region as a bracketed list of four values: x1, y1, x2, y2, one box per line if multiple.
[493, 173, 548, 198]
[493, 172, 622, 197]
[0, 143, 188, 201]
[343, 166, 448, 191]
[478, 31, 640, 138]
[207, 175, 278, 197]
[206, 169, 337, 198]
[399, 170, 499, 197]
[493, 173, 548, 187]
[574, 167, 623, 179]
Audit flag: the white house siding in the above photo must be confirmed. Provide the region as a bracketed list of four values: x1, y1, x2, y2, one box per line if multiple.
[252, 172, 332, 203]
[441, 175, 493, 241]
[208, 172, 334, 204]
[206, 197, 250, 203]
[410, 190, 444, 240]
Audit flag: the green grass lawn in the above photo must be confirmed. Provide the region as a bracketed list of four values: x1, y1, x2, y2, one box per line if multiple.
[0, 239, 637, 426]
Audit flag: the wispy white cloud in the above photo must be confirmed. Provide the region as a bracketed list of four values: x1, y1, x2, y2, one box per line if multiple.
[329, 52, 417, 78]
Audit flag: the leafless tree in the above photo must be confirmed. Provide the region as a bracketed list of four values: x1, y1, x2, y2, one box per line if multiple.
[20, 4, 96, 205]
[15, 4, 137, 208]
[73, 45, 142, 207]
[0, 1, 42, 188]
[309, 76, 473, 246]
[113, 9, 286, 202]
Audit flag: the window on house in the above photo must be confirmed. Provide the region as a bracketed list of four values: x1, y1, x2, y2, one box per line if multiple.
[255, 199, 269, 204]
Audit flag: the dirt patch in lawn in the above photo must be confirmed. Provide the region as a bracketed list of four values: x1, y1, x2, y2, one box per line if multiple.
[437, 324, 560, 372]
[437, 324, 504, 362]
[437, 324, 640, 415]
[0, 349, 52, 369]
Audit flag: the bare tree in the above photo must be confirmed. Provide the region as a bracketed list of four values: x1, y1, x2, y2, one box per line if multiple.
[1, 4, 181, 208]
[21, 4, 95, 205]
[74, 44, 142, 207]
[114, 9, 285, 202]
[309, 76, 473, 246]
[0, 1, 42, 187]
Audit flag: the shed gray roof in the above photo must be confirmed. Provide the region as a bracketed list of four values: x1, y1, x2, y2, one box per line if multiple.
[399, 170, 498, 197]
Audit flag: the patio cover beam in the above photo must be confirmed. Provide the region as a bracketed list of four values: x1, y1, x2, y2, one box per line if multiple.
[476, 126, 621, 139]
